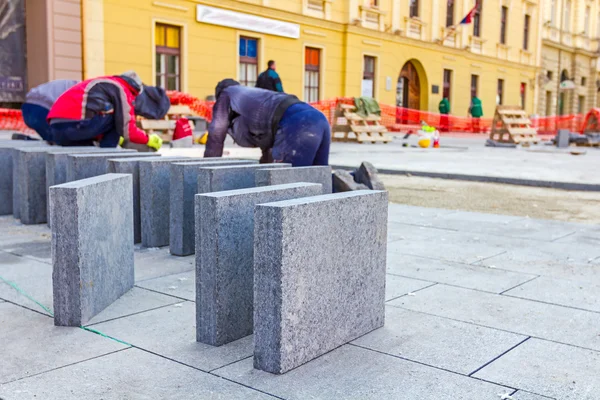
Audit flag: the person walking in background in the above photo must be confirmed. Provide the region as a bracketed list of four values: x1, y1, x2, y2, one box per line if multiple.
[205, 79, 330, 167]
[256, 60, 284, 93]
[21, 79, 78, 141]
[47, 71, 163, 150]
[438, 96, 450, 132]
[469, 95, 483, 133]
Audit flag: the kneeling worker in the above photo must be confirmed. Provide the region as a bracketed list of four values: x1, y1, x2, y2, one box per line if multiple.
[204, 79, 330, 166]
[47, 71, 162, 150]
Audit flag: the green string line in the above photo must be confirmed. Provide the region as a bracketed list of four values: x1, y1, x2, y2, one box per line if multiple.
[0, 275, 132, 347]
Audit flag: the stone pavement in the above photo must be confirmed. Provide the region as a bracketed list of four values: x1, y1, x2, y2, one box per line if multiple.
[1, 203, 599, 399]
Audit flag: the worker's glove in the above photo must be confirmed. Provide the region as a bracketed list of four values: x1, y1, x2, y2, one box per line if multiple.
[119, 136, 125, 146]
[147, 134, 163, 150]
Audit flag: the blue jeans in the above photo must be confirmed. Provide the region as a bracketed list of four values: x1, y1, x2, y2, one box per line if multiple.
[50, 114, 120, 147]
[272, 103, 331, 167]
[22, 103, 51, 141]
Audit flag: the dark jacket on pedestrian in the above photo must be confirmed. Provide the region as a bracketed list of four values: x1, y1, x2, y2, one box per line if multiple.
[204, 81, 300, 158]
[256, 68, 284, 92]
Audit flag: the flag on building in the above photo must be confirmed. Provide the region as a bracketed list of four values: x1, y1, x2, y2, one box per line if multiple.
[459, 3, 479, 25]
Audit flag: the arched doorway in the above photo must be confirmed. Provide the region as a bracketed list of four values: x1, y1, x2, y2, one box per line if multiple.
[397, 61, 421, 110]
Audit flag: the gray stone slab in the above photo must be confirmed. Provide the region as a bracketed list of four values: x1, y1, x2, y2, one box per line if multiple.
[0, 302, 126, 384]
[12, 146, 48, 218]
[385, 274, 433, 301]
[196, 183, 322, 346]
[473, 217, 581, 242]
[474, 338, 600, 400]
[390, 284, 600, 351]
[353, 306, 527, 374]
[0, 239, 51, 263]
[254, 190, 388, 374]
[557, 129, 570, 148]
[136, 270, 195, 301]
[512, 392, 556, 400]
[214, 344, 511, 399]
[387, 253, 537, 293]
[107, 156, 164, 243]
[51, 174, 134, 326]
[90, 301, 254, 372]
[255, 166, 333, 193]
[134, 248, 194, 282]
[168, 160, 260, 256]
[45, 149, 136, 224]
[387, 222, 452, 242]
[65, 152, 155, 183]
[504, 276, 600, 313]
[0, 347, 272, 399]
[138, 157, 234, 248]
[387, 203, 459, 226]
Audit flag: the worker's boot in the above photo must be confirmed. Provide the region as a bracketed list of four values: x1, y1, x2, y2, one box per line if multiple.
[355, 162, 385, 190]
[332, 170, 369, 192]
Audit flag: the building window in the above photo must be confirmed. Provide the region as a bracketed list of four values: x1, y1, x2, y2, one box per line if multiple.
[362, 56, 376, 98]
[443, 69, 452, 99]
[545, 91, 553, 116]
[500, 7, 508, 44]
[564, 0, 571, 32]
[471, 74, 479, 97]
[582, 77, 587, 86]
[550, 0, 556, 26]
[578, 96, 585, 113]
[497, 79, 504, 105]
[239, 37, 258, 87]
[547, 71, 553, 80]
[520, 82, 526, 110]
[304, 47, 321, 103]
[446, 0, 454, 27]
[371, 0, 379, 7]
[155, 24, 181, 91]
[597, 13, 600, 37]
[584, 6, 591, 36]
[523, 15, 530, 50]
[473, 1, 482, 37]
[410, 0, 419, 18]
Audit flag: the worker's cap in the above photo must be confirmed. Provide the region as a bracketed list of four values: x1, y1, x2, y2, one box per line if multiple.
[215, 79, 240, 99]
[121, 70, 144, 94]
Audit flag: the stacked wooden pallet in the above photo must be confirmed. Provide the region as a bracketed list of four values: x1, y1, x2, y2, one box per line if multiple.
[489, 106, 539, 145]
[139, 105, 195, 143]
[331, 104, 393, 144]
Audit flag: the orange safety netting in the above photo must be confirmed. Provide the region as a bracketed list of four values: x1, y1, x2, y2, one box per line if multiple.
[0, 108, 32, 133]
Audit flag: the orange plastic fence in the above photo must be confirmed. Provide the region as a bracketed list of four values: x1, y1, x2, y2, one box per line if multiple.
[0, 93, 588, 137]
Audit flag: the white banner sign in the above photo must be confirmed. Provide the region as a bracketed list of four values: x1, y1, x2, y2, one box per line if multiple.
[196, 5, 300, 39]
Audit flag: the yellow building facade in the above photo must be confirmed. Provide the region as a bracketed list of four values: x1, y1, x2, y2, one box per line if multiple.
[81, 0, 543, 117]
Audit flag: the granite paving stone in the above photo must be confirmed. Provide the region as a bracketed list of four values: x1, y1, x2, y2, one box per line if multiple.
[474, 338, 600, 400]
[255, 165, 333, 193]
[0, 240, 51, 263]
[512, 391, 556, 399]
[254, 191, 388, 374]
[11, 146, 48, 219]
[0, 302, 126, 384]
[213, 344, 511, 399]
[387, 253, 537, 293]
[386, 204, 458, 226]
[65, 152, 156, 182]
[391, 284, 600, 351]
[387, 222, 452, 242]
[0, 348, 272, 400]
[169, 160, 258, 255]
[385, 274, 434, 301]
[352, 306, 528, 374]
[503, 276, 600, 313]
[89, 301, 253, 372]
[196, 183, 322, 346]
[554, 230, 600, 246]
[475, 217, 582, 242]
[136, 270, 195, 301]
[134, 248, 194, 282]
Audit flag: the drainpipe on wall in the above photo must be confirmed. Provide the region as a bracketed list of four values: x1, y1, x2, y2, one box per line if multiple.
[80, 0, 85, 80]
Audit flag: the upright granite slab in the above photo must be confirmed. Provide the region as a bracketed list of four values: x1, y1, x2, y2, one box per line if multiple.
[66, 152, 156, 183]
[46, 149, 135, 223]
[17, 147, 134, 225]
[253, 190, 388, 374]
[50, 174, 134, 326]
[11, 146, 49, 219]
[196, 183, 323, 346]
[107, 156, 166, 244]
[0, 141, 49, 216]
[137, 157, 232, 248]
[169, 160, 259, 256]
[256, 166, 333, 194]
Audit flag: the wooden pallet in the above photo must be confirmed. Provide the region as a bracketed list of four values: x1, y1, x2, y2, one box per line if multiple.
[331, 103, 393, 144]
[138, 105, 196, 143]
[489, 106, 539, 145]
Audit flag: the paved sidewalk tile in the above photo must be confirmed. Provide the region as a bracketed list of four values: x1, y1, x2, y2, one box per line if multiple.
[387, 253, 536, 293]
[0, 348, 272, 400]
[512, 391, 556, 399]
[555, 228, 600, 247]
[391, 285, 600, 351]
[478, 218, 581, 242]
[385, 275, 433, 301]
[136, 271, 195, 301]
[352, 306, 527, 374]
[214, 344, 510, 399]
[134, 248, 194, 282]
[0, 302, 126, 384]
[0, 240, 51, 263]
[474, 338, 600, 400]
[387, 222, 450, 243]
[0, 252, 52, 315]
[504, 276, 600, 313]
[90, 301, 252, 372]
[387, 205, 458, 226]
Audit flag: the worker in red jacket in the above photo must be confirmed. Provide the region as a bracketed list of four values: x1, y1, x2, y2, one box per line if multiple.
[47, 71, 163, 150]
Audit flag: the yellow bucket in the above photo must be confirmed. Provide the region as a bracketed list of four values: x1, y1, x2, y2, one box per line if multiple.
[418, 138, 431, 148]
